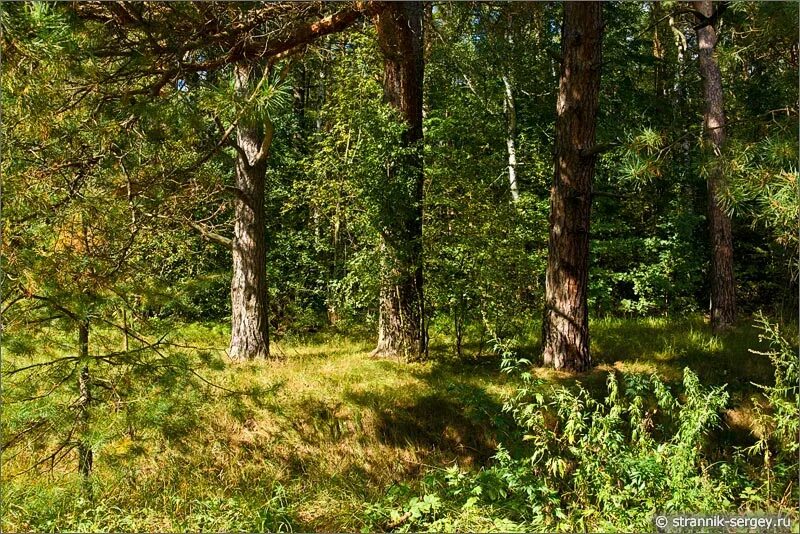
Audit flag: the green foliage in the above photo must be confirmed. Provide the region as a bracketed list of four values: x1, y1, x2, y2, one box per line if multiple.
[743, 314, 799, 508]
[2, 1, 799, 531]
[719, 135, 798, 252]
[389, 368, 734, 532]
[369, 316, 800, 531]
[2, 322, 512, 532]
[7, 0, 794, 339]
[376, 369, 731, 531]
[4, 316, 796, 532]
[0, 2, 75, 57]
[297, 30, 414, 323]
[424, 3, 551, 341]
[590, 198, 706, 316]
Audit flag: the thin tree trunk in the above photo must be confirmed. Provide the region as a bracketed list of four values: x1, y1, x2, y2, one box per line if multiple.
[651, 2, 666, 99]
[694, 0, 736, 332]
[541, 1, 603, 372]
[77, 320, 93, 490]
[372, 1, 426, 360]
[229, 64, 272, 361]
[122, 308, 129, 352]
[502, 73, 520, 203]
[669, 15, 690, 167]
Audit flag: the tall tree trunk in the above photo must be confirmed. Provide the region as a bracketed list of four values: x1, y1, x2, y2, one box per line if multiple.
[541, 1, 603, 372]
[694, 0, 736, 332]
[229, 64, 272, 361]
[502, 73, 520, 203]
[372, 1, 426, 360]
[77, 320, 93, 491]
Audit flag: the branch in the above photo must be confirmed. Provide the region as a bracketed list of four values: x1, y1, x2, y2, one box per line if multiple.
[251, 58, 293, 166]
[7, 425, 78, 478]
[214, 116, 249, 163]
[187, 221, 232, 249]
[252, 119, 275, 167]
[237, 2, 386, 63]
[144, 2, 387, 74]
[179, 65, 272, 175]
[27, 294, 79, 322]
[580, 141, 620, 158]
[2, 295, 24, 315]
[546, 48, 562, 64]
[592, 190, 631, 200]
[633, 9, 700, 40]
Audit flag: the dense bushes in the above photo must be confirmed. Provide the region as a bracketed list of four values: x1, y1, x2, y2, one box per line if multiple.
[369, 318, 799, 532]
[743, 314, 799, 508]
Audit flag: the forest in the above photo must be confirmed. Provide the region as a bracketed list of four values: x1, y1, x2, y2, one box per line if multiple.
[1, 1, 798, 532]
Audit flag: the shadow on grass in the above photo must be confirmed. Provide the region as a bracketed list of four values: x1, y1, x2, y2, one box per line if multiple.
[344, 384, 512, 468]
[537, 315, 775, 449]
[426, 315, 776, 449]
[589, 316, 773, 395]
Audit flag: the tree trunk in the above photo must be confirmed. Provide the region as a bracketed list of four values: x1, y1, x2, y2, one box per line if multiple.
[502, 73, 520, 203]
[694, 0, 736, 332]
[541, 1, 603, 372]
[229, 64, 272, 361]
[77, 320, 93, 490]
[372, 2, 426, 360]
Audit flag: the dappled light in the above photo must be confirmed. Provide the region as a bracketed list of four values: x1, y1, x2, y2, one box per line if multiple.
[2, 0, 797, 532]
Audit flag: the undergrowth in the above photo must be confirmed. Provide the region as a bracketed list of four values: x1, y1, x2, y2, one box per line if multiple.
[1, 315, 796, 532]
[365, 315, 799, 532]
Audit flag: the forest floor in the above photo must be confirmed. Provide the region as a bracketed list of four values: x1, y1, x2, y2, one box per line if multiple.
[1, 315, 783, 531]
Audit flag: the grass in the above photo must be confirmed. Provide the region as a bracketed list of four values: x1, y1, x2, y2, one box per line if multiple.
[0, 314, 787, 531]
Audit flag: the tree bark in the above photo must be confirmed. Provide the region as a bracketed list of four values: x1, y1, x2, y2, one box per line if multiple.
[229, 64, 272, 361]
[693, 0, 736, 332]
[542, 1, 603, 372]
[372, 1, 426, 360]
[502, 73, 520, 203]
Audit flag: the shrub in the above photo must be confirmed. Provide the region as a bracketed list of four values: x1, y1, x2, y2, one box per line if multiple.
[368, 366, 736, 532]
[370, 319, 800, 532]
[497, 368, 735, 531]
[741, 313, 799, 509]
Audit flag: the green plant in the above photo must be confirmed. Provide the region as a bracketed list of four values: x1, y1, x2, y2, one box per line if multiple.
[742, 313, 799, 509]
[378, 360, 737, 531]
[497, 368, 734, 531]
